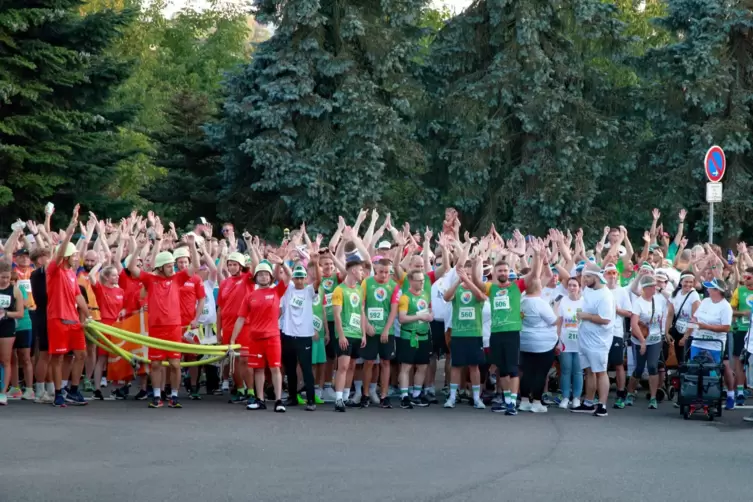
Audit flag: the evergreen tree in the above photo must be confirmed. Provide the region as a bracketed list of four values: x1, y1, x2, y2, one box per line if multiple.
[0, 0, 138, 227]
[210, 0, 430, 234]
[422, 0, 637, 235]
[638, 0, 753, 243]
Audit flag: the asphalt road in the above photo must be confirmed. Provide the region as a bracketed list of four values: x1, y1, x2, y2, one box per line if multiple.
[2, 396, 752, 502]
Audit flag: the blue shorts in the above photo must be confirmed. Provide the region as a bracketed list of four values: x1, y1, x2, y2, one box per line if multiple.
[689, 346, 722, 364]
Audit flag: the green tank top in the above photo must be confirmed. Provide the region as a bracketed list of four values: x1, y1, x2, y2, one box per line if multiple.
[336, 283, 362, 339]
[735, 286, 753, 331]
[312, 290, 325, 336]
[489, 282, 522, 332]
[17, 288, 31, 331]
[451, 286, 483, 338]
[364, 277, 396, 335]
[320, 274, 339, 322]
[400, 289, 431, 336]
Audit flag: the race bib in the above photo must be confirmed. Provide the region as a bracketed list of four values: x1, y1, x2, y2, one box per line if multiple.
[647, 333, 661, 344]
[367, 308, 384, 322]
[201, 305, 209, 316]
[290, 295, 305, 309]
[324, 293, 333, 306]
[675, 318, 687, 333]
[459, 307, 476, 320]
[493, 296, 510, 310]
[741, 316, 750, 326]
[0, 294, 10, 309]
[349, 312, 361, 329]
[17, 279, 31, 294]
[566, 330, 578, 341]
[313, 316, 323, 332]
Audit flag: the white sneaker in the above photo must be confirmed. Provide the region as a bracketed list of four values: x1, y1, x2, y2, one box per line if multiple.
[473, 399, 486, 410]
[558, 398, 570, 409]
[100, 377, 108, 388]
[351, 393, 362, 405]
[34, 392, 53, 404]
[0, 394, 7, 406]
[322, 387, 337, 403]
[743, 414, 753, 423]
[571, 398, 581, 409]
[443, 398, 456, 408]
[531, 401, 548, 413]
[221, 380, 230, 391]
[518, 398, 533, 412]
[369, 389, 380, 405]
[22, 388, 35, 400]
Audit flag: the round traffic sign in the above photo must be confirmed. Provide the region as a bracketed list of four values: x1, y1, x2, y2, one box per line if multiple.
[704, 145, 726, 182]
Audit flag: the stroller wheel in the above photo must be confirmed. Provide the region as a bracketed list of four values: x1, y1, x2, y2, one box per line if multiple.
[656, 388, 666, 402]
[668, 387, 676, 400]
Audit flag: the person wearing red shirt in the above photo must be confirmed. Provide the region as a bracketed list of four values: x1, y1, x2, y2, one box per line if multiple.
[90, 264, 125, 400]
[229, 256, 291, 412]
[47, 204, 92, 408]
[119, 255, 145, 316]
[217, 252, 253, 403]
[129, 234, 200, 409]
[172, 246, 206, 399]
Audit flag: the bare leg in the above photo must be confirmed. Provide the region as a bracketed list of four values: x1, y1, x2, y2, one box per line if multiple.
[379, 359, 391, 399]
[270, 367, 283, 400]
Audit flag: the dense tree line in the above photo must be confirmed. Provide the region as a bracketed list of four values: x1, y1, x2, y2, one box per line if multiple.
[2, 0, 752, 245]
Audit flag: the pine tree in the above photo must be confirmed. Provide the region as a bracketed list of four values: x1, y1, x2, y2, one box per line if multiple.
[0, 1, 138, 227]
[422, 0, 637, 235]
[209, 0, 430, 234]
[638, 0, 753, 243]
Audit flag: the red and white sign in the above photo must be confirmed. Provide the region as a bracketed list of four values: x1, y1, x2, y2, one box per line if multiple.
[704, 145, 726, 182]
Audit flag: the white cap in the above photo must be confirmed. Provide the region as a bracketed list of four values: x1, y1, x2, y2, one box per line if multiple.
[377, 241, 391, 250]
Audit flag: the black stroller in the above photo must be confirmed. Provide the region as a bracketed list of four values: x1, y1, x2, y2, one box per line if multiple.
[677, 337, 724, 421]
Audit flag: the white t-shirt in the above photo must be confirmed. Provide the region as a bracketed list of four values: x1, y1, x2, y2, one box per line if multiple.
[431, 275, 450, 324]
[281, 283, 316, 337]
[609, 285, 632, 339]
[520, 296, 557, 353]
[198, 280, 217, 325]
[482, 300, 491, 348]
[691, 297, 733, 351]
[669, 290, 701, 334]
[542, 284, 567, 307]
[578, 286, 615, 351]
[558, 296, 583, 353]
[631, 294, 667, 345]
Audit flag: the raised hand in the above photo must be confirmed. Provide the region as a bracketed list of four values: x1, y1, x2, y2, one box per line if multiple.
[337, 216, 346, 231]
[679, 208, 687, 222]
[643, 231, 650, 243]
[424, 227, 433, 242]
[652, 208, 660, 221]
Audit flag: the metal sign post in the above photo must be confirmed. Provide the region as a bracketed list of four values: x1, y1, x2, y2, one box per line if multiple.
[704, 146, 726, 244]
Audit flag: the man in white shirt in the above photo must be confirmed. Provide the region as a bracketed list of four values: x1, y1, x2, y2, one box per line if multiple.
[428, 261, 451, 402]
[574, 263, 615, 417]
[605, 263, 632, 409]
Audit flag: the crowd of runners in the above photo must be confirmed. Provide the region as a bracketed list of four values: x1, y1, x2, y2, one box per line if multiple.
[1, 204, 752, 423]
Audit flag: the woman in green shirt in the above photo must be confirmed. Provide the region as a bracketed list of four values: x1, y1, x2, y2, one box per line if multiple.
[8, 269, 34, 400]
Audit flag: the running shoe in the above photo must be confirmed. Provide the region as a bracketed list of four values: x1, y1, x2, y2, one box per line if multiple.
[8, 387, 22, 399]
[100, 377, 108, 388]
[648, 398, 658, 410]
[530, 402, 547, 413]
[443, 398, 455, 409]
[345, 398, 360, 408]
[491, 393, 504, 406]
[21, 388, 35, 401]
[297, 394, 306, 406]
[322, 387, 337, 402]
[412, 393, 430, 408]
[743, 414, 753, 422]
[148, 397, 163, 408]
[570, 397, 581, 409]
[360, 395, 371, 408]
[570, 403, 596, 414]
[491, 401, 506, 413]
[83, 378, 94, 393]
[314, 395, 325, 405]
[541, 393, 556, 406]
[0, 394, 7, 406]
[736, 393, 746, 407]
[613, 397, 625, 409]
[93, 390, 105, 401]
[246, 396, 266, 410]
[400, 396, 413, 409]
[334, 398, 346, 412]
[553, 394, 563, 405]
[53, 394, 67, 408]
[66, 391, 88, 406]
[212, 388, 223, 396]
[35, 392, 53, 404]
[305, 403, 316, 411]
[369, 389, 381, 405]
[425, 388, 439, 405]
[380, 397, 392, 409]
[518, 400, 533, 412]
[593, 405, 609, 417]
[725, 396, 735, 410]
[473, 399, 486, 410]
[744, 388, 753, 399]
[134, 390, 148, 401]
[168, 397, 182, 408]
[112, 387, 128, 400]
[559, 398, 570, 410]
[625, 393, 635, 406]
[229, 391, 246, 404]
[505, 402, 517, 416]
[190, 392, 202, 401]
[274, 400, 286, 413]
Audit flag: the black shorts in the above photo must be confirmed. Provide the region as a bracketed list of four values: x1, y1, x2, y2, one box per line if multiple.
[396, 336, 431, 365]
[33, 313, 49, 352]
[450, 337, 485, 367]
[733, 331, 747, 358]
[14, 329, 33, 349]
[336, 337, 363, 359]
[325, 321, 336, 360]
[489, 331, 520, 376]
[608, 337, 625, 367]
[430, 320, 447, 357]
[361, 334, 396, 361]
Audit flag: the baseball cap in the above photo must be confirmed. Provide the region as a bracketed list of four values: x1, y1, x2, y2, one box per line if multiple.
[14, 248, 29, 256]
[292, 265, 308, 278]
[377, 241, 392, 250]
[702, 277, 727, 292]
[194, 217, 208, 226]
